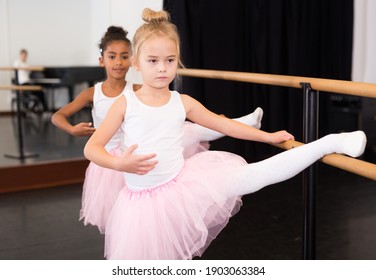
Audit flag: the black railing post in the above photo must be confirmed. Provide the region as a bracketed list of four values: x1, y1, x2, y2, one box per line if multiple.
[4, 69, 38, 161]
[4, 70, 26, 161]
[300, 82, 319, 260]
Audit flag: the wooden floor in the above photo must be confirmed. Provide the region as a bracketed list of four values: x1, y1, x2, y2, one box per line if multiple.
[1, 111, 376, 260]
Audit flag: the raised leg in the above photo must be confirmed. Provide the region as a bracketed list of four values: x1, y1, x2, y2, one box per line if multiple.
[225, 131, 367, 197]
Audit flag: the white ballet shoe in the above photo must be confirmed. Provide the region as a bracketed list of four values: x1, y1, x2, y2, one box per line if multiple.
[253, 107, 263, 129]
[247, 107, 264, 129]
[341, 130, 367, 157]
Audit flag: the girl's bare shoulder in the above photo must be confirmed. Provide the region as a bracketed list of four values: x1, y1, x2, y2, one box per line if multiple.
[180, 93, 198, 104]
[79, 86, 95, 102]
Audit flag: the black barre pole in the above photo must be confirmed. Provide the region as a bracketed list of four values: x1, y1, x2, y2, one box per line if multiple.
[4, 70, 26, 160]
[15, 87, 25, 159]
[300, 82, 319, 260]
[4, 69, 38, 161]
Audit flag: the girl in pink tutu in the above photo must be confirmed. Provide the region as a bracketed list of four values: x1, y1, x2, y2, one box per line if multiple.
[84, 8, 367, 260]
[52, 26, 264, 234]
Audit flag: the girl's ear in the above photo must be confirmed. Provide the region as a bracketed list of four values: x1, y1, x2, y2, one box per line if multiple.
[131, 56, 139, 71]
[99, 56, 104, 67]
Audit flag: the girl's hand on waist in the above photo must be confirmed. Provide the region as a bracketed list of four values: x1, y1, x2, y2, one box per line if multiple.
[71, 122, 96, 137]
[116, 144, 158, 175]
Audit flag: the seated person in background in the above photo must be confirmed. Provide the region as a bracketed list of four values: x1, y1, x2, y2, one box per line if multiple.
[13, 49, 30, 85]
[13, 49, 48, 112]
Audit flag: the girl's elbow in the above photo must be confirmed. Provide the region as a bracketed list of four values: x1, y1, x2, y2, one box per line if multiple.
[83, 143, 92, 160]
[50, 113, 58, 126]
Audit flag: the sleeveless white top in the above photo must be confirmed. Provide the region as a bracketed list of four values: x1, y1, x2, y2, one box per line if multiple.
[91, 82, 133, 151]
[122, 90, 186, 189]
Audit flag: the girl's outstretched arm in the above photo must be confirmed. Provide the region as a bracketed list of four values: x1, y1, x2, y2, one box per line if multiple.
[181, 94, 294, 144]
[84, 96, 158, 174]
[51, 87, 96, 137]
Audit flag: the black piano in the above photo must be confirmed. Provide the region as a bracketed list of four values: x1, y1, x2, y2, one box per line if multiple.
[31, 66, 106, 102]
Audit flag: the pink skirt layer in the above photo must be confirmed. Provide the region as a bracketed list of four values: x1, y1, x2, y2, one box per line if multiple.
[182, 141, 210, 158]
[80, 141, 209, 234]
[79, 148, 123, 234]
[104, 151, 247, 260]
[182, 121, 210, 158]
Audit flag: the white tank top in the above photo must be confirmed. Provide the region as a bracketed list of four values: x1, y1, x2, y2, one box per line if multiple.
[91, 82, 133, 151]
[122, 90, 186, 189]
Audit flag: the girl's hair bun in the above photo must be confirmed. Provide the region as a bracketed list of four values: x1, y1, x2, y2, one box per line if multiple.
[106, 26, 128, 37]
[142, 8, 170, 24]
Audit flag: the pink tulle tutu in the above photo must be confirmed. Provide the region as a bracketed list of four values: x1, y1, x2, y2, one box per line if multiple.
[79, 148, 123, 234]
[104, 151, 248, 260]
[182, 141, 210, 158]
[80, 138, 208, 234]
[182, 121, 210, 158]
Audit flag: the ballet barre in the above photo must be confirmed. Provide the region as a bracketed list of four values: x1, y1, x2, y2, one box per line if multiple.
[275, 140, 376, 181]
[178, 68, 376, 99]
[177, 68, 376, 260]
[177, 68, 376, 179]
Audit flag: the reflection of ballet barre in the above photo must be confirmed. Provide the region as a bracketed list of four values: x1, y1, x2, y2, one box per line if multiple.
[0, 85, 43, 91]
[178, 68, 376, 180]
[0, 66, 44, 71]
[178, 68, 376, 260]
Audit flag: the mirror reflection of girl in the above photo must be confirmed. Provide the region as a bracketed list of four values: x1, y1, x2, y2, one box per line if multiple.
[84, 9, 366, 260]
[51, 26, 263, 234]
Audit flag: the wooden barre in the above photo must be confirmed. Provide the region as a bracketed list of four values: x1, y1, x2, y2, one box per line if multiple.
[0, 85, 43, 91]
[0, 66, 44, 91]
[0, 66, 45, 71]
[178, 68, 376, 181]
[178, 68, 376, 99]
[272, 140, 376, 181]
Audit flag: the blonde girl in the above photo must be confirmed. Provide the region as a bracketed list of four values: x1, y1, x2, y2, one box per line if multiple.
[84, 9, 366, 259]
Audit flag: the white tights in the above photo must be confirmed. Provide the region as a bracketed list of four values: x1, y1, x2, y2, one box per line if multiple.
[183, 107, 263, 147]
[224, 131, 366, 197]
